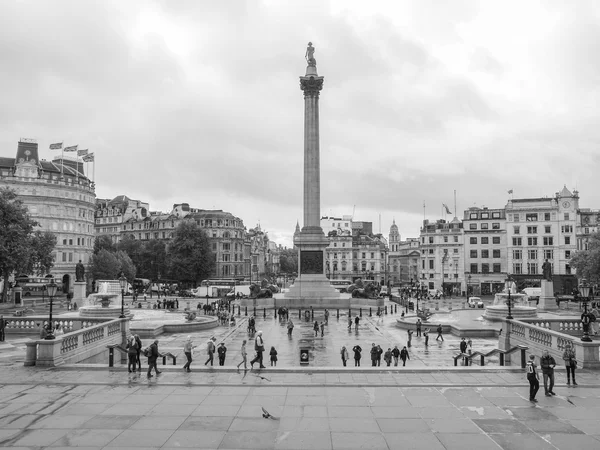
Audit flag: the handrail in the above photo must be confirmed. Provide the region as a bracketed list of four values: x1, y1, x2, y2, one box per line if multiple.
[454, 344, 529, 368]
[106, 344, 128, 367]
[161, 352, 178, 366]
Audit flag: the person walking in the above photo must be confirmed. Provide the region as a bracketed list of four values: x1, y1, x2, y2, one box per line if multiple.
[407, 330, 413, 347]
[217, 343, 227, 366]
[126, 336, 138, 373]
[384, 348, 392, 366]
[341, 346, 349, 366]
[591, 305, 599, 335]
[353, 344, 362, 366]
[237, 339, 248, 370]
[423, 328, 430, 346]
[182, 336, 196, 372]
[376, 345, 383, 366]
[416, 319, 422, 337]
[435, 324, 444, 341]
[324, 309, 329, 324]
[146, 340, 162, 378]
[0, 315, 6, 342]
[526, 354, 540, 402]
[354, 315, 360, 331]
[370, 343, 378, 367]
[269, 346, 278, 366]
[320, 321, 325, 337]
[250, 330, 266, 369]
[392, 345, 400, 366]
[347, 316, 352, 330]
[313, 321, 319, 337]
[134, 334, 143, 371]
[460, 338, 468, 365]
[287, 319, 294, 337]
[400, 346, 410, 367]
[204, 337, 216, 366]
[562, 342, 578, 386]
[540, 350, 557, 396]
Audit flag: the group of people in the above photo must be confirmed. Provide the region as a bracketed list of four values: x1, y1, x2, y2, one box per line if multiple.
[39, 323, 65, 339]
[340, 343, 410, 367]
[153, 298, 179, 309]
[526, 344, 579, 402]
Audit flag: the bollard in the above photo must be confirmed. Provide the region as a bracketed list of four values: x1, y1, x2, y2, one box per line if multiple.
[108, 347, 114, 368]
[499, 353, 505, 366]
[299, 309, 301, 319]
[360, 308, 362, 317]
[480, 355, 485, 366]
[245, 306, 248, 316]
[385, 305, 388, 315]
[369, 307, 372, 317]
[238, 305, 241, 316]
[336, 309, 339, 319]
[274, 307, 277, 319]
[311, 308, 314, 319]
[263, 308, 266, 318]
[253, 307, 256, 317]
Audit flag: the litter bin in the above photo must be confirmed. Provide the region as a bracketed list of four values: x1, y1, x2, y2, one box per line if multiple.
[300, 347, 310, 365]
[13, 287, 22, 305]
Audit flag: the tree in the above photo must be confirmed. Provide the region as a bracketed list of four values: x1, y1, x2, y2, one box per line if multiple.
[0, 188, 56, 303]
[279, 248, 298, 275]
[570, 232, 600, 285]
[89, 249, 120, 281]
[94, 235, 115, 254]
[166, 221, 214, 284]
[115, 250, 136, 281]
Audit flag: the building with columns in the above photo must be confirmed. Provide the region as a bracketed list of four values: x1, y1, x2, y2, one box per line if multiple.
[0, 139, 96, 294]
[388, 220, 420, 287]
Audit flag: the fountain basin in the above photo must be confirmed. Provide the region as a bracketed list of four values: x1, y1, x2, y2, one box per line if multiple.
[396, 309, 502, 338]
[128, 310, 219, 338]
[483, 305, 537, 321]
[78, 305, 132, 319]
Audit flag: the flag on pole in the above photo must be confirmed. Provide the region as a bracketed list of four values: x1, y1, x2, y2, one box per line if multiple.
[49, 142, 63, 150]
[77, 149, 88, 157]
[442, 203, 452, 215]
[82, 153, 95, 162]
[508, 189, 513, 194]
[63, 145, 78, 152]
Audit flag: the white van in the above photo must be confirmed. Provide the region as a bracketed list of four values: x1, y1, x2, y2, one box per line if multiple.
[522, 287, 541, 300]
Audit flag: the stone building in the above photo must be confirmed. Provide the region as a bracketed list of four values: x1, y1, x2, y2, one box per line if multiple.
[0, 139, 96, 293]
[95, 195, 149, 244]
[388, 220, 420, 287]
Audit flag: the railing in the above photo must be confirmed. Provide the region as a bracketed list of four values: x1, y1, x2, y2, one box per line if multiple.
[25, 318, 128, 367]
[106, 345, 178, 368]
[6, 316, 108, 335]
[521, 318, 586, 336]
[453, 345, 528, 368]
[501, 320, 600, 369]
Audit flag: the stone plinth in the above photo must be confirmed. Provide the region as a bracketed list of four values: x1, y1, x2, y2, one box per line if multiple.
[537, 280, 557, 311]
[72, 282, 86, 305]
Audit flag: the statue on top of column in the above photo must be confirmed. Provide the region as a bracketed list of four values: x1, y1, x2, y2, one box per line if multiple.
[305, 42, 316, 67]
[542, 259, 553, 282]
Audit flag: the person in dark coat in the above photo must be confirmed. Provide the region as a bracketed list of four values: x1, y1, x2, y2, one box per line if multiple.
[540, 350, 557, 396]
[134, 334, 143, 371]
[147, 340, 162, 378]
[460, 337, 468, 364]
[126, 336, 138, 373]
[370, 343, 378, 367]
[217, 343, 227, 366]
[313, 321, 319, 337]
[391, 345, 400, 366]
[400, 346, 410, 367]
[384, 348, 392, 366]
[353, 344, 362, 366]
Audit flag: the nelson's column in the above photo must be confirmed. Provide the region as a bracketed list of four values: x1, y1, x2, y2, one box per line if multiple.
[284, 42, 344, 307]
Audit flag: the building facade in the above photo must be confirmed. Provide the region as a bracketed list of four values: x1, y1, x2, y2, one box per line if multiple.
[388, 220, 420, 287]
[463, 207, 507, 296]
[0, 139, 96, 293]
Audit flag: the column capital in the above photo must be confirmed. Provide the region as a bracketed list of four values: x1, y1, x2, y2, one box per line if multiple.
[300, 75, 324, 97]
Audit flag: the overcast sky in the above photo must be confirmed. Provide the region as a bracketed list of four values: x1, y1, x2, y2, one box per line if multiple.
[2, 0, 600, 247]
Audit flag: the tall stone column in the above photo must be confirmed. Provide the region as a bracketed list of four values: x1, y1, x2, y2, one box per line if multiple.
[285, 43, 340, 304]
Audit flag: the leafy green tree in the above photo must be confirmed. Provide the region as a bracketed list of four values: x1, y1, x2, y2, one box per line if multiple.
[570, 232, 600, 284]
[0, 188, 56, 303]
[279, 248, 298, 275]
[93, 235, 115, 254]
[89, 249, 120, 281]
[166, 221, 214, 284]
[115, 250, 136, 281]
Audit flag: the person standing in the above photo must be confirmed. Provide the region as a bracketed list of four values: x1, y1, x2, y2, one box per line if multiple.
[423, 328, 430, 346]
[0, 315, 6, 342]
[320, 321, 325, 337]
[376, 345, 383, 366]
[400, 346, 410, 367]
[250, 330, 266, 369]
[526, 354, 540, 402]
[348, 316, 353, 330]
[134, 334, 143, 371]
[460, 338, 468, 365]
[562, 342, 577, 386]
[354, 315, 360, 331]
[353, 344, 362, 366]
[384, 348, 392, 366]
[416, 319, 422, 337]
[204, 337, 216, 366]
[147, 340, 161, 378]
[341, 346, 349, 366]
[324, 309, 329, 324]
[269, 346, 278, 366]
[313, 321, 319, 337]
[370, 343, 378, 367]
[182, 336, 196, 372]
[126, 336, 138, 373]
[237, 339, 248, 370]
[436, 324, 444, 341]
[217, 343, 227, 366]
[540, 350, 557, 396]
[391, 345, 400, 366]
[407, 330, 413, 347]
[287, 319, 294, 337]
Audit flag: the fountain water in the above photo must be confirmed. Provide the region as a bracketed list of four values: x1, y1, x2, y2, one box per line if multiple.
[483, 281, 537, 321]
[78, 281, 131, 318]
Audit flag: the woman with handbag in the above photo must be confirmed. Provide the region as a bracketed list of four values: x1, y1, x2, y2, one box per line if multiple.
[562, 341, 577, 386]
[250, 331, 266, 369]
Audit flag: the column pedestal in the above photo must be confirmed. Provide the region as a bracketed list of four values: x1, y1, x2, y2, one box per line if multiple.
[537, 280, 557, 311]
[73, 282, 87, 307]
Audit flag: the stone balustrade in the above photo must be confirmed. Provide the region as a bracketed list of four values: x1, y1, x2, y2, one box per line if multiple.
[24, 318, 128, 367]
[500, 319, 600, 369]
[520, 318, 586, 336]
[5, 316, 107, 335]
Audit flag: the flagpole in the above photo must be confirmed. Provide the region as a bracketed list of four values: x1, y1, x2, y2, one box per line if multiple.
[423, 201, 426, 222]
[61, 145, 64, 177]
[454, 190, 457, 217]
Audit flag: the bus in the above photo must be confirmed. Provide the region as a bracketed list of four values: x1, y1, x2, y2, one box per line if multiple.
[15, 276, 58, 300]
[330, 279, 352, 293]
[132, 278, 151, 294]
[193, 279, 250, 298]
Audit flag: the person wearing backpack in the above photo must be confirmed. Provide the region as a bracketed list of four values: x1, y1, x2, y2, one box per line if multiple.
[526, 354, 540, 402]
[352, 344, 362, 366]
[126, 336, 138, 373]
[134, 334, 143, 371]
[204, 337, 216, 366]
[146, 340, 162, 378]
[250, 330, 266, 369]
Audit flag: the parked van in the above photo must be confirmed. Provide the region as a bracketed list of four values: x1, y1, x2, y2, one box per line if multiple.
[522, 287, 541, 301]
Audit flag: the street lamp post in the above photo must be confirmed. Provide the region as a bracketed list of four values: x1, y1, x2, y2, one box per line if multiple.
[467, 274, 472, 297]
[45, 282, 58, 340]
[506, 274, 514, 320]
[119, 274, 127, 319]
[579, 282, 593, 342]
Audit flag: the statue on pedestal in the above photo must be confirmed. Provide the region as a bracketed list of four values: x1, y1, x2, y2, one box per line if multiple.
[75, 260, 85, 282]
[305, 42, 316, 67]
[542, 259, 552, 282]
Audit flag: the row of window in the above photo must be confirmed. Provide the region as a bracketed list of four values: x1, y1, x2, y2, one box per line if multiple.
[511, 249, 568, 260]
[469, 223, 501, 230]
[468, 263, 503, 274]
[512, 225, 573, 234]
[469, 211, 502, 219]
[423, 235, 460, 244]
[326, 262, 378, 272]
[511, 212, 570, 222]
[470, 237, 501, 244]
[61, 237, 92, 247]
[512, 236, 571, 246]
[326, 252, 385, 259]
[470, 250, 502, 258]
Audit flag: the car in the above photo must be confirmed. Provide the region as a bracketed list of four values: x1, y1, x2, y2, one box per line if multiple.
[468, 297, 484, 308]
